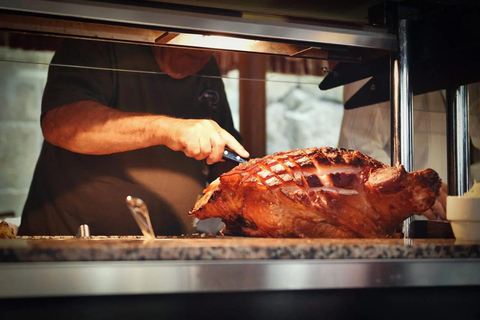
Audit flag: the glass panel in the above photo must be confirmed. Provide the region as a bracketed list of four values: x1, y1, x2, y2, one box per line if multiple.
[2, 30, 477, 234]
[0, 32, 336, 84]
[0, 31, 344, 224]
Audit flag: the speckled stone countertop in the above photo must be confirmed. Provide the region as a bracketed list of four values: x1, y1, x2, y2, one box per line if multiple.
[1, 236, 479, 262]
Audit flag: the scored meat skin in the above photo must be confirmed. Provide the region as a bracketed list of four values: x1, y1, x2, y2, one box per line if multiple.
[190, 147, 442, 238]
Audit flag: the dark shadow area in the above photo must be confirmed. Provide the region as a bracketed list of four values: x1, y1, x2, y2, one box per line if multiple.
[1, 286, 480, 320]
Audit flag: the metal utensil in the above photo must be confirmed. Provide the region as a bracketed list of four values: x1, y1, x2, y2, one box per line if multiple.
[125, 196, 155, 240]
[75, 224, 91, 238]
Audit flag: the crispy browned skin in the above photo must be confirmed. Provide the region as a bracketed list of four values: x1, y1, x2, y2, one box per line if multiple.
[190, 147, 441, 238]
[0, 221, 15, 239]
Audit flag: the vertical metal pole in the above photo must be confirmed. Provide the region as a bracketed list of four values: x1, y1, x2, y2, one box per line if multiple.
[392, 19, 414, 238]
[446, 85, 471, 196]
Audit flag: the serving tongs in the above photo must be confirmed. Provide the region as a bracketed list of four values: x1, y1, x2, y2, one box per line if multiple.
[125, 196, 156, 241]
[124, 149, 245, 239]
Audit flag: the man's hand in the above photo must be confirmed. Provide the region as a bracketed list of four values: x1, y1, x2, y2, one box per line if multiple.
[422, 183, 447, 220]
[163, 118, 249, 165]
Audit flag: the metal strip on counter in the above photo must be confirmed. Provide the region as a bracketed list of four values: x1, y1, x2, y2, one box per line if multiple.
[1, 259, 479, 298]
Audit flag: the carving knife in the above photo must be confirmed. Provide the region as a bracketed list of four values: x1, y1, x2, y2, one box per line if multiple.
[222, 148, 248, 163]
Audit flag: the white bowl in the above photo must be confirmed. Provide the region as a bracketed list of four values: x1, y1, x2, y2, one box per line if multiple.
[447, 196, 480, 241]
[449, 221, 480, 241]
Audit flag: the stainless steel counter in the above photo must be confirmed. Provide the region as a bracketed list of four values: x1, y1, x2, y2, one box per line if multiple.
[1, 237, 479, 299]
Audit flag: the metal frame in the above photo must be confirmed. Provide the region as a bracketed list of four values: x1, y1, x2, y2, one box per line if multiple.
[1, 259, 479, 298]
[0, 0, 397, 51]
[392, 19, 414, 172]
[392, 18, 414, 238]
[447, 85, 471, 196]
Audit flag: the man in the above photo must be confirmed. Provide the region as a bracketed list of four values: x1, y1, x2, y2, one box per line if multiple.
[339, 80, 480, 220]
[18, 39, 248, 236]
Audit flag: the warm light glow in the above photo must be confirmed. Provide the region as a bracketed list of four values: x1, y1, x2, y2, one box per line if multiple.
[156, 32, 305, 56]
[168, 34, 262, 51]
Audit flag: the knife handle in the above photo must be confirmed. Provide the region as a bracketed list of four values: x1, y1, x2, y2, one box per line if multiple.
[222, 148, 248, 163]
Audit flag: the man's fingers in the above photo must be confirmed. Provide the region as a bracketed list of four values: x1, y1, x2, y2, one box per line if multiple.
[422, 209, 438, 220]
[437, 189, 447, 207]
[441, 182, 448, 193]
[183, 138, 210, 160]
[221, 131, 249, 159]
[179, 120, 249, 164]
[421, 199, 446, 220]
[431, 199, 446, 220]
[206, 134, 225, 165]
[196, 136, 212, 160]
[432, 183, 447, 220]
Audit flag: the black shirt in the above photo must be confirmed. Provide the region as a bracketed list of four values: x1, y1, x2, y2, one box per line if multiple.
[18, 39, 240, 236]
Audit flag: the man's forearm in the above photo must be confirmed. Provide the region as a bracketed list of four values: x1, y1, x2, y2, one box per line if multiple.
[41, 100, 250, 164]
[41, 100, 172, 155]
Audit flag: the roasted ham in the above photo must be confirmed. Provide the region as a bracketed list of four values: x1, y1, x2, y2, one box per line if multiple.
[190, 147, 441, 238]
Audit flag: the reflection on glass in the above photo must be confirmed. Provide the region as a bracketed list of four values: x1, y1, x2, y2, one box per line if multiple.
[339, 79, 450, 179]
[0, 31, 344, 221]
[266, 74, 343, 154]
